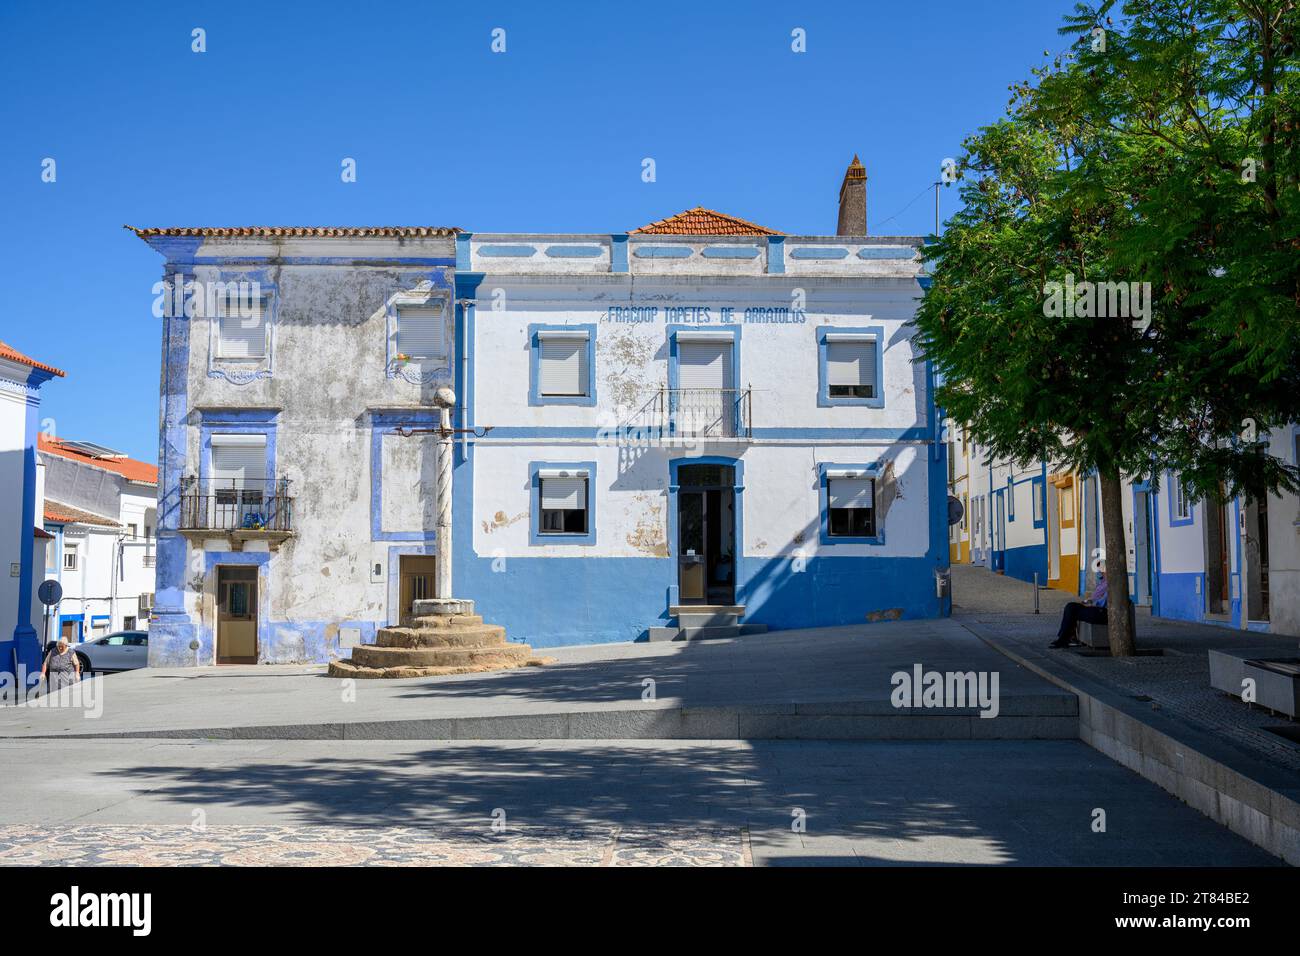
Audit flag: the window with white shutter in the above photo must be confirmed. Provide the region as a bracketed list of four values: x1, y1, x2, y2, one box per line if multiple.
[217, 296, 269, 359]
[397, 304, 445, 360]
[539, 473, 588, 534]
[826, 470, 876, 538]
[825, 337, 876, 398]
[210, 435, 268, 524]
[537, 332, 589, 397]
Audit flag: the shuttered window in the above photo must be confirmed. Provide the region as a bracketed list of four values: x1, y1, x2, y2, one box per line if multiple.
[539, 475, 588, 534]
[677, 341, 732, 390]
[825, 337, 876, 398]
[217, 297, 268, 359]
[397, 304, 445, 360]
[827, 475, 876, 537]
[538, 333, 589, 396]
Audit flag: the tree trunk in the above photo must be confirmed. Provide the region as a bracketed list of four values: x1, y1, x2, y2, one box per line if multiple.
[1099, 470, 1136, 657]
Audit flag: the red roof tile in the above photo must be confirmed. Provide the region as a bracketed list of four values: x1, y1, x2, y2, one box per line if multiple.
[34, 527, 55, 540]
[631, 207, 780, 236]
[38, 435, 158, 485]
[0, 341, 65, 377]
[127, 226, 460, 239]
[44, 500, 121, 528]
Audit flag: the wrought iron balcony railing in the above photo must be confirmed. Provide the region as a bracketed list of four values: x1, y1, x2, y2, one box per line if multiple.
[659, 387, 752, 439]
[180, 478, 294, 533]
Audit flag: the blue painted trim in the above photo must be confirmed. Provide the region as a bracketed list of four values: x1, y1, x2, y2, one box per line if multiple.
[527, 323, 597, 407]
[479, 245, 537, 257]
[455, 233, 472, 271]
[666, 324, 743, 437]
[90, 614, 110, 626]
[58, 614, 84, 644]
[11, 366, 45, 656]
[858, 246, 918, 260]
[1006, 475, 1016, 521]
[816, 326, 884, 408]
[1166, 470, 1194, 526]
[1031, 475, 1046, 529]
[545, 245, 603, 258]
[790, 246, 849, 260]
[667, 455, 745, 606]
[817, 462, 885, 545]
[529, 460, 598, 546]
[478, 425, 931, 441]
[766, 236, 785, 274]
[1232, 496, 1243, 625]
[369, 410, 439, 542]
[702, 246, 760, 259]
[610, 234, 629, 273]
[634, 245, 692, 259]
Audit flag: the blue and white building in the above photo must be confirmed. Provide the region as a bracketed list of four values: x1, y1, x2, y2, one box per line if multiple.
[0, 340, 63, 685]
[135, 165, 949, 667]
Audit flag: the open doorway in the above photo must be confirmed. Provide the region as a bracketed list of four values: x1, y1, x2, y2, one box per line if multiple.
[1244, 496, 1270, 622]
[216, 565, 258, 664]
[1131, 489, 1154, 607]
[1204, 485, 1231, 617]
[676, 463, 736, 605]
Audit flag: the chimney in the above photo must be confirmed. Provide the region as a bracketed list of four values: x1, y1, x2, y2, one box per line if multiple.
[837, 155, 867, 236]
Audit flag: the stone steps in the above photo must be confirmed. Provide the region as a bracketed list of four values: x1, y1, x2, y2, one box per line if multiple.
[328, 597, 549, 679]
[376, 625, 507, 649]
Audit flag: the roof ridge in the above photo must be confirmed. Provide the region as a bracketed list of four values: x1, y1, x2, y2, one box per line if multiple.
[631, 207, 781, 236]
[127, 225, 461, 238]
[0, 340, 65, 377]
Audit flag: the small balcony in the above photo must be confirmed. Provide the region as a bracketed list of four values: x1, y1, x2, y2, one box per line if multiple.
[633, 387, 752, 441]
[179, 477, 294, 549]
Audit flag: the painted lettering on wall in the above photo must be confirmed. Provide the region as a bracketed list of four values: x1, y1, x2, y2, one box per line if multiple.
[603, 305, 807, 325]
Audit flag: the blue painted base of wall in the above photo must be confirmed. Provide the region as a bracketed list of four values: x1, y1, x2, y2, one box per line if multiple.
[459, 553, 944, 648]
[1002, 544, 1048, 586]
[1154, 572, 1203, 623]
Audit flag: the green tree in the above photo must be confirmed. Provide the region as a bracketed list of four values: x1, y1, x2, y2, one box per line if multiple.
[917, 0, 1300, 656]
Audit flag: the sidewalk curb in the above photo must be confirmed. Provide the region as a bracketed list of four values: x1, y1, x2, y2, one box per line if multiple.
[963, 621, 1300, 866]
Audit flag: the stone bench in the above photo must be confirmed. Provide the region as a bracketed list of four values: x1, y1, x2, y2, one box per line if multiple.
[1210, 647, 1300, 717]
[1077, 602, 1136, 649]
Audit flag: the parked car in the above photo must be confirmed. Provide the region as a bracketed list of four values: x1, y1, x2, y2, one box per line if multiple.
[74, 631, 149, 674]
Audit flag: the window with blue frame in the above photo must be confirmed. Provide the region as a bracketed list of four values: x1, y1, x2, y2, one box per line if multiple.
[1032, 476, 1046, 528]
[1007, 476, 1016, 520]
[817, 327, 884, 407]
[1169, 471, 1193, 525]
[530, 463, 597, 544]
[529, 325, 596, 406]
[819, 465, 882, 543]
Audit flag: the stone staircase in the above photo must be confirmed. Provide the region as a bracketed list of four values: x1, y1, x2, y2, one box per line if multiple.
[328, 598, 550, 679]
[647, 606, 768, 643]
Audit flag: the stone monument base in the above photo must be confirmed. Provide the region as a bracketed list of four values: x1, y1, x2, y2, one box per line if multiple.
[327, 598, 552, 679]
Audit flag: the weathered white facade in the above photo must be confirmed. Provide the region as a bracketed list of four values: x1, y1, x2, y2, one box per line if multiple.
[138, 196, 947, 667]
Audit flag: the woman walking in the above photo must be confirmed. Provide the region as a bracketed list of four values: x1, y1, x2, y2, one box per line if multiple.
[39, 639, 82, 691]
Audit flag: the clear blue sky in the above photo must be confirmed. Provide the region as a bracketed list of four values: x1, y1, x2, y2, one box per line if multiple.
[1, 0, 1076, 463]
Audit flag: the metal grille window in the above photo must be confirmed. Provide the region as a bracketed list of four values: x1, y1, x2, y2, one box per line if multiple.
[217, 296, 268, 359]
[827, 474, 876, 537]
[539, 473, 588, 534]
[537, 332, 589, 396]
[825, 336, 876, 398]
[397, 304, 445, 360]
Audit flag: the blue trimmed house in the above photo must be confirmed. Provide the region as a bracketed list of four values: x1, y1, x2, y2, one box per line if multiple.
[0, 341, 63, 687]
[136, 161, 949, 667]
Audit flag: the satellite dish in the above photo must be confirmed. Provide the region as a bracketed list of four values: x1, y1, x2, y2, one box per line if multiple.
[947, 495, 965, 527]
[38, 579, 63, 606]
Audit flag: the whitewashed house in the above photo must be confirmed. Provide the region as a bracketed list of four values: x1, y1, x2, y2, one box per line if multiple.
[0, 341, 63, 685]
[134, 161, 948, 667]
[38, 436, 158, 641]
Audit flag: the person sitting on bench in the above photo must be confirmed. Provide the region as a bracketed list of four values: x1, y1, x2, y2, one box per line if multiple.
[1050, 572, 1107, 649]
